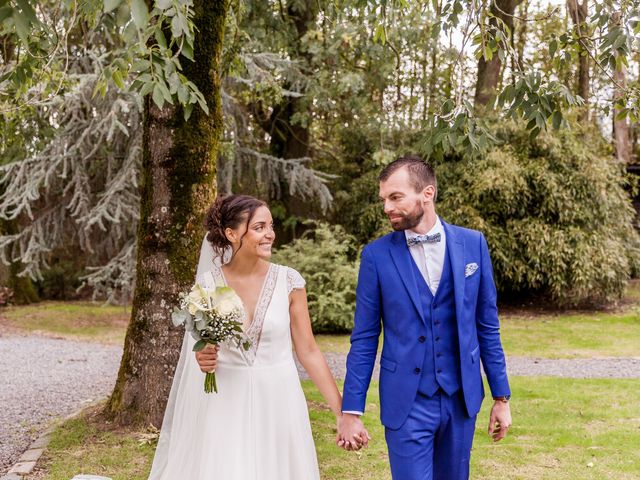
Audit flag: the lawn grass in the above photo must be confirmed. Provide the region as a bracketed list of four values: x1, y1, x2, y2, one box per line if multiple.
[27, 407, 155, 480]
[29, 377, 640, 480]
[3, 281, 639, 358]
[0, 302, 130, 344]
[499, 309, 640, 358]
[315, 307, 640, 358]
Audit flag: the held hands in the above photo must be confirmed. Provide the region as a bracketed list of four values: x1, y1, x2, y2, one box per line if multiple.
[195, 344, 219, 373]
[488, 400, 512, 442]
[336, 413, 371, 451]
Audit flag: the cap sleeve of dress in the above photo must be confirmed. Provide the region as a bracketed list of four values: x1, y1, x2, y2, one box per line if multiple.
[286, 267, 306, 295]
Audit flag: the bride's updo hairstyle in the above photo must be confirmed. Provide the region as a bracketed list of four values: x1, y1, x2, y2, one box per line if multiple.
[205, 194, 267, 258]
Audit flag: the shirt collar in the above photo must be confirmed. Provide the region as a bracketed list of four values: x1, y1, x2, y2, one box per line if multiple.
[405, 216, 443, 241]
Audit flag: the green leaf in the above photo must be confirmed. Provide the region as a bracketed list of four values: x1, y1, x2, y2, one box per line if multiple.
[112, 70, 125, 89]
[130, 0, 148, 29]
[0, 5, 12, 23]
[551, 110, 562, 130]
[183, 102, 193, 120]
[529, 126, 540, 140]
[132, 59, 151, 72]
[12, 11, 29, 44]
[156, 0, 173, 9]
[181, 41, 194, 61]
[192, 340, 206, 352]
[155, 28, 168, 49]
[430, 23, 440, 40]
[615, 108, 628, 121]
[171, 13, 186, 38]
[139, 80, 155, 97]
[15, 0, 37, 24]
[177, 84, 188, 104]
[104, 0, 122, 13]
[152, 84, 165, 109]
[373, 24, 386, 45]
[157, 79, 173, 103]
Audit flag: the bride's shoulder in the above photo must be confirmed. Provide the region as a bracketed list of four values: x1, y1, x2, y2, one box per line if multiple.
[272, 264, 306, 294]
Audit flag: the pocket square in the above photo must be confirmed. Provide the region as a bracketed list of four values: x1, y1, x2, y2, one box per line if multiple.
[464, 263, 478, 278]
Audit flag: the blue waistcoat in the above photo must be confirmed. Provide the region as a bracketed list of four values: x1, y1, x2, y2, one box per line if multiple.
[409, 244, 462, 397]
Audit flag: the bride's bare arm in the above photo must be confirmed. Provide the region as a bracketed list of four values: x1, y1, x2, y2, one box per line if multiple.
[289, 288, 343, 418]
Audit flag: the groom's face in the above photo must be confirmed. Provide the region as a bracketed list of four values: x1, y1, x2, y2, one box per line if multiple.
[379, 167, 425, 231]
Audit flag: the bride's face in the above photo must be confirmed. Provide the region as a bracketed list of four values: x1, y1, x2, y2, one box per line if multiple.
[229, 206, 275, 259]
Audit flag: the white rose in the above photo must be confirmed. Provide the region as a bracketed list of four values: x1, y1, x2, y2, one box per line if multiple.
[214, 289, 243, 316]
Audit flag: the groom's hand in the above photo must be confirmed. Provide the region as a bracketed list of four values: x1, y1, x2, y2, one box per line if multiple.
[488, 400, 512, 442]
[336, 413, 370, 451]
[195, 344, 219, 373]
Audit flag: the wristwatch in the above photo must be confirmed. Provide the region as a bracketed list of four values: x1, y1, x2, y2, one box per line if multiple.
[493, 395, 510, 403]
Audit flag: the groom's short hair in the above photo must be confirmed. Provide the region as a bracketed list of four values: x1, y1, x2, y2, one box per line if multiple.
[379, 155, 437, 194]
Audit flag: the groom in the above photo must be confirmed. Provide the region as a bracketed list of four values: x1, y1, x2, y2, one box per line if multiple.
[337, 155, 512, 479]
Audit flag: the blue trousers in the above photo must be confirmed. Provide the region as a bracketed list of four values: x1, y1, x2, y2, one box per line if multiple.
[384, 389, 477, 480]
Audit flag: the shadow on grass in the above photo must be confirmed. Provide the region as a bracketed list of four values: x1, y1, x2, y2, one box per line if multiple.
[28, 377, 640, 480]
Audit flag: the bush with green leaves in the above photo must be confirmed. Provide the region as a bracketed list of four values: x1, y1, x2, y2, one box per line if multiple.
[271, 222, 359, 333]
[334, 122, 640, 306]
[434, 123, 640, 306]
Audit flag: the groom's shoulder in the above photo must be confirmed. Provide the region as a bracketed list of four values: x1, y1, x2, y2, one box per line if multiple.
[363, 231, 396, 252]
[447, 223, 482, 237]
[445, 221, 484, 242]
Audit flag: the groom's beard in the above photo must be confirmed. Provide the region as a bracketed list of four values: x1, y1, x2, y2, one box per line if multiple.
[388, 202, 424, 231]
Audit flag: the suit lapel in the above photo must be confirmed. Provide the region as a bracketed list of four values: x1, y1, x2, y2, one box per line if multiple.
[388, 231, 426, 324]
[442, 221, 465, 328]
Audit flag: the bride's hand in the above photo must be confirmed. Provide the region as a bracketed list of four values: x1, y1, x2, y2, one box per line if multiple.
[195, 344, 219, 373]
[336, 413, 369, 450]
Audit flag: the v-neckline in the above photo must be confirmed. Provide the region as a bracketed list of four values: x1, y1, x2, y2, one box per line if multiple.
[219, 263, 274, 331]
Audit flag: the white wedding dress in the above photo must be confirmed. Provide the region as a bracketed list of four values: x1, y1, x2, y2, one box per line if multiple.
[148, 240, 320, 480]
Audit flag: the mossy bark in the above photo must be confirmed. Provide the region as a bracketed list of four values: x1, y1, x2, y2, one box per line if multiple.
[107, 0, 228, 427]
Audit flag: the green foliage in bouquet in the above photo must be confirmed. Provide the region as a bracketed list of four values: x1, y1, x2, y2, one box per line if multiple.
[434, 122, 640, 306]
[272, 223, 359, 333]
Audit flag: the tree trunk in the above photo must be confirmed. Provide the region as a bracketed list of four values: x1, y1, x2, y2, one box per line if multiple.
[612, 12, 631, 164]
[107, 0, 228, 427]
[567, 0, 589, 122]
[474, 0, 524, 108]
[267, 1, 317, 160]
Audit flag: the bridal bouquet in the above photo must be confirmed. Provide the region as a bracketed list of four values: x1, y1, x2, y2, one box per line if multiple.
[171, 283, 250, 393]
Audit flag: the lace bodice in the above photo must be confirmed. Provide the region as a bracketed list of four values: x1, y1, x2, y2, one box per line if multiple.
[195, 264, 305, 367]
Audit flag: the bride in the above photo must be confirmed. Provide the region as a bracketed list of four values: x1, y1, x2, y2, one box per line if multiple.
[148, 194, 362, 479]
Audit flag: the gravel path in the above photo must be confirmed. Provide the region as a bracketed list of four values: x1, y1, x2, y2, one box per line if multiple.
[296, 353, 640, 380]
[0, 334, 123, 476]
[2, 333, 639, 475]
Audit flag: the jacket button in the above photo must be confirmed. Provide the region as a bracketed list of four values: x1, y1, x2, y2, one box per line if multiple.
[437, 369, 443, 374]
[414, 367, 421, 374]
[434, 320, 441, 325]
[419, 336, 426, 343]
[436, 352, 442, 357]
[435, 336, 440, 342]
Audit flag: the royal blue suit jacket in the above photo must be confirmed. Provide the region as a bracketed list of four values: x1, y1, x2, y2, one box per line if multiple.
[342, 221, 511, 429]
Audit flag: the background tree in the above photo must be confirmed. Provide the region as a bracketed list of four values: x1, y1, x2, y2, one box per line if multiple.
[107, 0, 229, 426]
[567, 0, 590, 122]
[474, 0, 525, 108]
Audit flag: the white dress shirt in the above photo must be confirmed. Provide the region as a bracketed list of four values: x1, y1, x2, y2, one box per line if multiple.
[342, 217, 447, 417]
[405, 216, 446, 296]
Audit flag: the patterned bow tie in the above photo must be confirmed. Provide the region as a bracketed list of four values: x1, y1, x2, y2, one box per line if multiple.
[407, 232, 441, 247]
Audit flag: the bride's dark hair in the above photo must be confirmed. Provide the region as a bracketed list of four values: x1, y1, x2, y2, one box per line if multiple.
[205, 194, 267, 258]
